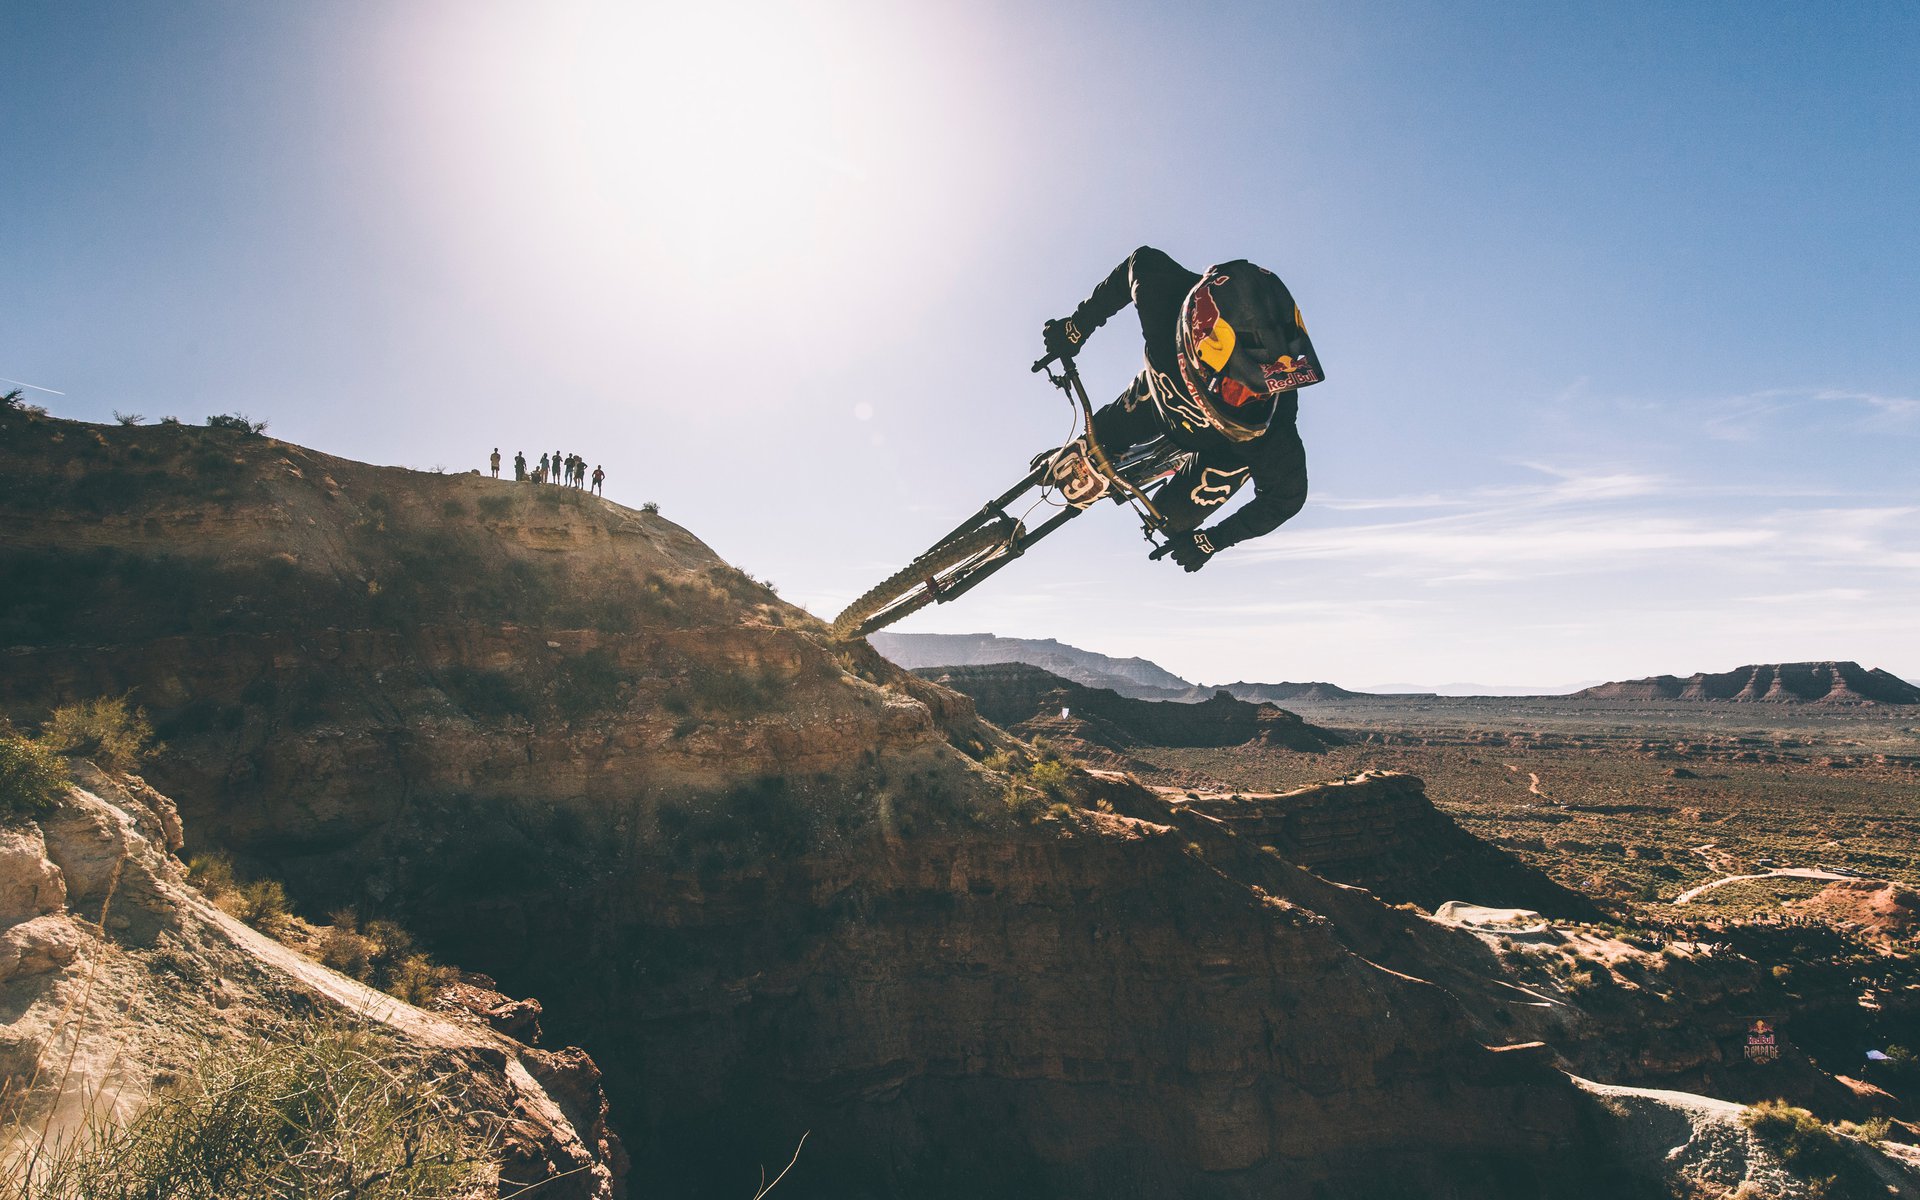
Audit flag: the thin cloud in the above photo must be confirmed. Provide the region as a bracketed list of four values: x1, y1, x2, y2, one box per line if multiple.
[1700, 387, 1919, 440]
[1232, 470, 1920, 583]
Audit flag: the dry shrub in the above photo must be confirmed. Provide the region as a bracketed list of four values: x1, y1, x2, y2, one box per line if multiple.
[0, 735, 68, 822]
[38, 697, 157, 771]
[185, 854, 293, 936]
[0, 1019, 491, 1199]
[1742, 1099, 1874, 1197]
[322, 911, 457, 1007]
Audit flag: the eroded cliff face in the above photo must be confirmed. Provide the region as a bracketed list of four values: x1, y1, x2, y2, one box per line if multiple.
[1178, 772, 1601, 920]
[0, 763, 625, 1197]
[413, 775, 1655, 1199]
[0, 416, 1660, 1198]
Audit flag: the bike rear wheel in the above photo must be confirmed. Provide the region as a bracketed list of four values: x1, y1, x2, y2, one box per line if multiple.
[831, 517, 1020, 641]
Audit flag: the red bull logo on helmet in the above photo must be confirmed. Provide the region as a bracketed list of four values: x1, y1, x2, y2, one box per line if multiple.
[1186, 285, 1236, 372]
[1262, 353, 1321, 392]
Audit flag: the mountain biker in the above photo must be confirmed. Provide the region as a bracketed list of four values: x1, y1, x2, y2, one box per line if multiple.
[1041, 247, 1321, 572]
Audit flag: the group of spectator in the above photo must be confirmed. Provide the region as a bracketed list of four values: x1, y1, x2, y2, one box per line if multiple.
[490, 447, 604, 496]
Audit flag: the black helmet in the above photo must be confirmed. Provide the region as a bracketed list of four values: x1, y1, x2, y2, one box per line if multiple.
[1175, 261, 1323, 441]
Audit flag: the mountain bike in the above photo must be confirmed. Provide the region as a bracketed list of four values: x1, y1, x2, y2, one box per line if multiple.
[830, 354, 1183, 641]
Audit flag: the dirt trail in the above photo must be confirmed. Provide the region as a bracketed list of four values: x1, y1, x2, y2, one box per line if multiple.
[1672, 867, 1882, 905]
[196, 897, 594, 1169]
[1503, 763, 1547, 798]
[197, 899, 462, 1046]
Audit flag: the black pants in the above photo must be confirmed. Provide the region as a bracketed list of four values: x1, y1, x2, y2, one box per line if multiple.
[1090, 371, 1305, 535]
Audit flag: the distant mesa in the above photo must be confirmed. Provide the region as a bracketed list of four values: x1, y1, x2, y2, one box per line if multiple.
[1574, 661, 1920, 705]
[873, 631, 1404, 703]
[872, 632, 1195, 698]
[1204, 679, 1378, 703]
[913, 662, 1345, 760]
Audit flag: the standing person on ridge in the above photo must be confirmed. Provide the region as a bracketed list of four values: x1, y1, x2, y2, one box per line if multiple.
[513, 450, 527, 482]
[489, 447, 501, 478]
[1039, 247, 1321, 572]
[591, 464, 604, 496]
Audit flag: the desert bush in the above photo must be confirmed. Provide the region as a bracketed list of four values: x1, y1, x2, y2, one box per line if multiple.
[317, 915, 377, 980]
[204, 412, 267, 434]
[980, 749, 1078, 823]
[184, 852, 238, 897]
[1, 388, 22, 410]
[641, 500, 660, 514]
[317, 911, 456, 1005]
[1742, 1099, 1874, 1196]
[1879, 1044, 1918, 1085]
[0, 735, 69, 822]
[186, 853, 293, 934]
[111, 410, 143, 426]
[1, 1018, 491, 1199]
[1028, 759, 1071, 797]
[386, 954, 458, 1007]
[1837, 1116, 1892, 1143]
[37, 696, 157, 771]
[228, 879, 293, 933]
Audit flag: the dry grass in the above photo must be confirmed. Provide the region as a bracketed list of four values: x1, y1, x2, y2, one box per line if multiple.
[0, 1019, 492, 1200]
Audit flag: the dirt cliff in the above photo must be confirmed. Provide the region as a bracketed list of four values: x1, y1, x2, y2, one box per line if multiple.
[0, 412, 1734, 1197]
[0, 761, 623, 1196]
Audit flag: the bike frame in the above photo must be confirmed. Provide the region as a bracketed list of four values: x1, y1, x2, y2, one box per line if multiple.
[907, 358, 1178, 609]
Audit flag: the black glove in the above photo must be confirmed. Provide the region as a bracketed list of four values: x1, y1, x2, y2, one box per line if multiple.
[1042, 315, 1088, 362]
[1164, 529, 1217, 572]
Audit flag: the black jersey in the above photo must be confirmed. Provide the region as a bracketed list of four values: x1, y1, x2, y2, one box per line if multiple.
[1068, 246, 1318, 550]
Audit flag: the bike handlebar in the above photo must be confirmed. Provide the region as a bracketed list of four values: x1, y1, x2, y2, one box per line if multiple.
[1031, 353, 1060, 374]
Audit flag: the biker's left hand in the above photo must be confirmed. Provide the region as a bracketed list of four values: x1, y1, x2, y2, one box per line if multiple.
[1042, 316, 1085, 362]
[1165, 530, 1216, 572]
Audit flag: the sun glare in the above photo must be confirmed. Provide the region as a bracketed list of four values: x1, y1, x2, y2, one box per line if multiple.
[390, 1, 999, 373]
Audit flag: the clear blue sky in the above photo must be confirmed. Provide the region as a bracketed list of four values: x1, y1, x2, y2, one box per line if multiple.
[6, 1, 1917, 689]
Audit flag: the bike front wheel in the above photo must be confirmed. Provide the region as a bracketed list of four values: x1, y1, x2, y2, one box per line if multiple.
[830, 517, 1021, 641]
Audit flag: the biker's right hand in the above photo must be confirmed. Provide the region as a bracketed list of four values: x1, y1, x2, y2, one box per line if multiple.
[1042, 316, 1086, 362]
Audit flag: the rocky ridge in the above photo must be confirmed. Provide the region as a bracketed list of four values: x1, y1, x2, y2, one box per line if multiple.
[873, 631, 1196, 697]
[0, 762, 623, 1196]
[1576, 662, 1920, 705]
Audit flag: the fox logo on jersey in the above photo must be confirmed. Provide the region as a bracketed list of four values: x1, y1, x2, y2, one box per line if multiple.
[1190, 465, 1249, 507]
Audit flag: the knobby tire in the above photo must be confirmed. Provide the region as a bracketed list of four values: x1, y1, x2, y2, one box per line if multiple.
[831, 518, 1019, 641]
